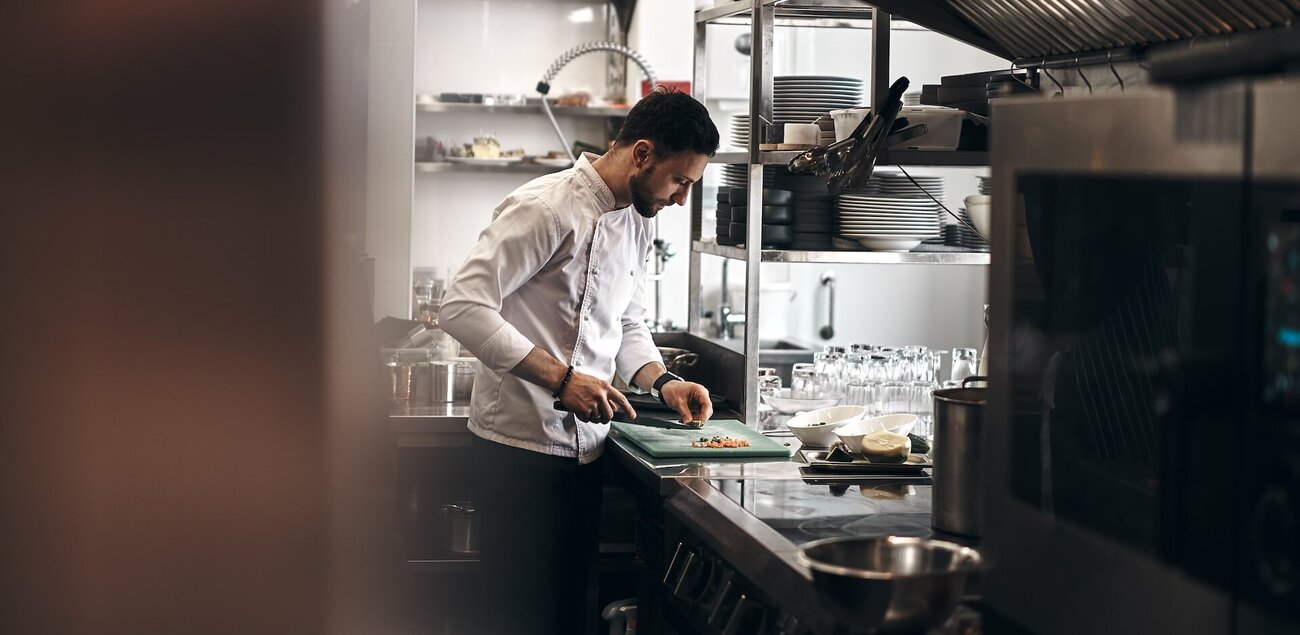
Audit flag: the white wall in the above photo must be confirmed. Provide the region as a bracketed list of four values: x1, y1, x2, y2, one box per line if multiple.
[411, 0, 615, 285]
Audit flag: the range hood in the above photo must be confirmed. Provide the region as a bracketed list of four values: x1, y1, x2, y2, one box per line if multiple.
[864, 0, 1300, 62]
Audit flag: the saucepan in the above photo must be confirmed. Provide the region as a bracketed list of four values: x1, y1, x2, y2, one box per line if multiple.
[657, 346, 699, 376]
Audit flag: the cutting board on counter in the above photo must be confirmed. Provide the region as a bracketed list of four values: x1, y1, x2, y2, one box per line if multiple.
[611, 419, 791, 458]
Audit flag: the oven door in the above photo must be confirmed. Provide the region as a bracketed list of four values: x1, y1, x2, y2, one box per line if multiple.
[985, 84, 1249, 635]
[1237, 78, 1300, 634]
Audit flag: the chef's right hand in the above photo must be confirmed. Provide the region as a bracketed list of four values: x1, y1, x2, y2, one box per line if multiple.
[559, 371, 637, 424]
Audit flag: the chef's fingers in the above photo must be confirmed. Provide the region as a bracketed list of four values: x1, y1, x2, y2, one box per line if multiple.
[609, 390, 636, 420]
[596, 395, 615, 423]
[694, 386, 715, 422]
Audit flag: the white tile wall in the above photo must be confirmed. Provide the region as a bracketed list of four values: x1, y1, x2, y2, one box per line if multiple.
[411, 0, 615, 283]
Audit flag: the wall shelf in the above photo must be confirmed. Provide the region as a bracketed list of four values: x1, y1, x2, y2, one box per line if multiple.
[692, 240, 989, 265]
[407, 558, 479, 575]
[708, 149, 987, 167]
[415, 161, 568, 175]
[416, 98, 630, 118]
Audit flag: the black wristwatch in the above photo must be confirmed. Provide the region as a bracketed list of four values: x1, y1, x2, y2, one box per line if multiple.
[650, 372, 683, 404]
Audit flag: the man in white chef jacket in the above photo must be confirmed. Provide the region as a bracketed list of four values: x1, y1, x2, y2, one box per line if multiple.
[439, 90, 721, 634]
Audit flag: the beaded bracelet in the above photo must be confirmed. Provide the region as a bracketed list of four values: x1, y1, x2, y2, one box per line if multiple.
[552, 365, 575, 398]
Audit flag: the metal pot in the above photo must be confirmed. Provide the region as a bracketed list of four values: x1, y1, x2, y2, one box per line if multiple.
[442, 502, 478, 554]
[657, 346, 699, 376]
[931, 376, 987, 537]
[797, 536, 982, 634]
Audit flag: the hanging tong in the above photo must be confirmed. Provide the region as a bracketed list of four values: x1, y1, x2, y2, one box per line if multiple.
[788, 76, 912, 194]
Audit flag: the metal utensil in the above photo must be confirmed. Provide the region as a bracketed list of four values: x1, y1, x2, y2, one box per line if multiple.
[552, 401, 703, 430]
[797, 536, 982, 634]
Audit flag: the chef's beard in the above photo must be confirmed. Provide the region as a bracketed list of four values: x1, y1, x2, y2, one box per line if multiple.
[629, 167, 663, 219]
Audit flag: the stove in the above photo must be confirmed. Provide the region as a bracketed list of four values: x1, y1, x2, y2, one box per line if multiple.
[709, 477, 935, 546]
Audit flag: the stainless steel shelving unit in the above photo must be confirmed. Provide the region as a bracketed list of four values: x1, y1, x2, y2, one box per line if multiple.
[688, 0, 992, 428]
[414, 161, 569, 175]
[693, 240, 990, 265]
[415, 98, 630, 118]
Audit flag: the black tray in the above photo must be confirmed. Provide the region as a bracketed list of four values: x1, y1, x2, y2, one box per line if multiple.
[800, 447, 932, 474]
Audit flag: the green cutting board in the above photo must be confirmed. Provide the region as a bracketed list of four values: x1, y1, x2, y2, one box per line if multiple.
[611, 419, 792, 458]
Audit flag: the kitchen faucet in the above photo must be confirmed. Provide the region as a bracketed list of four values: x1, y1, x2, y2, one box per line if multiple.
[717, 258, 746, 339]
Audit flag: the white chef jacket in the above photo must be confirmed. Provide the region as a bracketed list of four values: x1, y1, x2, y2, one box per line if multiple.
[439, 153, 662, 464]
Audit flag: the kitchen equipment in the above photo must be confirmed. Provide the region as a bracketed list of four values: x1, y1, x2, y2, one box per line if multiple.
[783, 123, 819, 147]
[450, 357, 477, 400]
[829, 107, 870, 142]
[986, 78, 1300, 635]
[429, 361, 455, 403]
[657, 346, 699, 377]
[892, 106, 962, 151]
[931, 377, 985, 537]
[441, 502, 479, 554]
[796, 536, 981, 634]
[800, 448, 931, 475]
[786, 405, 866, 445]
[833, 414, 918, 454]
[552, 402, 703, 430]
[610, 419, 791, 458]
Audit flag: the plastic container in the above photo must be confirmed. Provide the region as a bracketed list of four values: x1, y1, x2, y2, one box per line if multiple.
[895, 106, 962, 150]
[830, 107, 871, 142]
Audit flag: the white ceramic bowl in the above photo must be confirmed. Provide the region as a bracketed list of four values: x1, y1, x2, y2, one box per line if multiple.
[860, 413, 918, 437]
[786, 405, 867, 447]
[834, 414, 918, 453]
[965, 203, 991, 238]
[762, 389, 841, 415]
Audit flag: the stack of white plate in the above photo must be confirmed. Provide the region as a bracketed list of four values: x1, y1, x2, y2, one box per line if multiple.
[774, 75, 864, 126]
[838, 193, 942, 252]
[860, 171, 946, 201]
[978, 175, 991, 195]
[730, 114, 750, 150]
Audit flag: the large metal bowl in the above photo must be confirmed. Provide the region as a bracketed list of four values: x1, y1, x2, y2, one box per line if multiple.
[796, 536, 982, 634]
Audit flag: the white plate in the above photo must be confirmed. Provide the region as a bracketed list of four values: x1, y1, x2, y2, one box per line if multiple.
[840, 225, 939, 231]
[839, 198, 942, 206]
[839, 205, 941, 213]
[774, 77, 863, 83]
[444, 156, 523, 165]
[855, 238, 923, 251]
[843, 226, 936, 233]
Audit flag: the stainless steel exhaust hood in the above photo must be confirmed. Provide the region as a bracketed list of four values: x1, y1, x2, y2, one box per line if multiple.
[864, 0, 1300, 61]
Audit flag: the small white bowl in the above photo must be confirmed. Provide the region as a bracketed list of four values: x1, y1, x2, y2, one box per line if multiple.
[860, 413, 918, 437]
[834, 414, 918, 453]
[786, 405, 867, 447]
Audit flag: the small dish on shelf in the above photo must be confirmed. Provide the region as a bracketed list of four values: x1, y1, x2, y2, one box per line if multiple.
[444, 156, 523, 166]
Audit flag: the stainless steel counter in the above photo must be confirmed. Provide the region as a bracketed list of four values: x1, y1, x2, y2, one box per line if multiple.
[388, 402, 471, 447]
[606, 431, 947, 635]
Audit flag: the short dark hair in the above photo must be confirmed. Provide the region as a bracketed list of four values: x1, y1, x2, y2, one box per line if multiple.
[614, 89, 720, 157]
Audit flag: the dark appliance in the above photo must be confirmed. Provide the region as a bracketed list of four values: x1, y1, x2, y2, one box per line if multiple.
[985, 78, 1300, 634]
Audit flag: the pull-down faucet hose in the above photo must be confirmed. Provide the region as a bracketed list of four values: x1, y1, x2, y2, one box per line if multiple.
[536, 41, 658, 161]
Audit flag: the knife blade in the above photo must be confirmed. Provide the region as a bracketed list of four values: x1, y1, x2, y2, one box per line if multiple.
[552, 401, 704, 430]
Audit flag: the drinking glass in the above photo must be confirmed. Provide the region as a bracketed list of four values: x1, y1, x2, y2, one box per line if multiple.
[951, 347, 978, 382]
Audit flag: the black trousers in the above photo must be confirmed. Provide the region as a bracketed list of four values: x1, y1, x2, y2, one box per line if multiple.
[472, 435, 605, 635]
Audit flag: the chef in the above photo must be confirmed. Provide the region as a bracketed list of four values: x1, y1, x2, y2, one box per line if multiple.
[439, 90, 721, 634]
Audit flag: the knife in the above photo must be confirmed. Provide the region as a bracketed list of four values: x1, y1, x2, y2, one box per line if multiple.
[552, 401, 704, 430]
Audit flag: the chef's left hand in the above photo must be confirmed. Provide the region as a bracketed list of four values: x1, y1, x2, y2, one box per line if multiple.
[661, 380, 713, 425]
